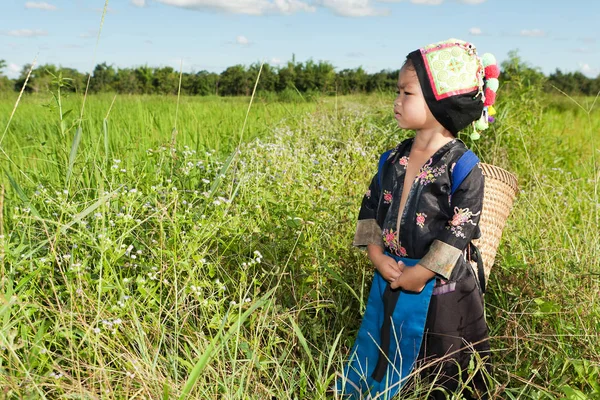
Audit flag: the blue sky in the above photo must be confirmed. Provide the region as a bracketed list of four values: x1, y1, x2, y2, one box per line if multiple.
[1, 0, 598, 79]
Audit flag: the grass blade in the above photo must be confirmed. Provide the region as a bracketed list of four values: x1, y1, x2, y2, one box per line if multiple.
[289, 315, 317, 372]
[2, 166, 40, 218]
[103, 118, 109, 159]
[66, 126, 83, 184]
[179, 287, 275, 399]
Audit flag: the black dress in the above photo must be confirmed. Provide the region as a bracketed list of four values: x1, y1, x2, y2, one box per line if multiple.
[353, 137, 491, 399]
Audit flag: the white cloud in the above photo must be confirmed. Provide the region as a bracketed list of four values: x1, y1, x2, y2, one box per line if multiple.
[270, 57, 282, 65]
[318, 0, 389, 17]
[156, 0, 399, 17]
[520, 29, 545, 37]
[410, 0, 443, 4]
[377, 0, 486, 4]
[156, 0, 315, 15]
[6, 63, 21, 79]
[131, 0, 146, 6]
[580, 63, 599, 78]
[3, 29, 48, 37]
[25, 2, 57, 10]
[236, 35, 250, 45]
[469, 27, 482, 35]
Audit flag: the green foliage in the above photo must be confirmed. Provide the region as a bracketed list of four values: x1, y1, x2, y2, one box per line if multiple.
[547, 69, 600, 96]
[218, 65, 251, 96]
[0, 76, 11, 93]
[501, 49, 547, 89]
[90, 62, 117, 93]
[0, 59, 8, 91]
[2, 52, 599, 97]
[0, 71, 599, 398]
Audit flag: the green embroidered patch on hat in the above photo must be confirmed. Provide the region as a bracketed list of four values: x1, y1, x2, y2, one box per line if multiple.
[420, 39, 483, 100]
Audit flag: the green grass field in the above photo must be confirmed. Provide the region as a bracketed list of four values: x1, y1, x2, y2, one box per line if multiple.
[0, 80, 599, 399]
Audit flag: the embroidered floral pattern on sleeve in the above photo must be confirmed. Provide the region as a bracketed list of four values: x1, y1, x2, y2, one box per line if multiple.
[416, 212, 427, 228]
[382, 229, 408, 257]
[398, 156, 409, 167]
[382, 190, 393, 204]
[417, 158, 447, 185]
[447, 207, 481, 238]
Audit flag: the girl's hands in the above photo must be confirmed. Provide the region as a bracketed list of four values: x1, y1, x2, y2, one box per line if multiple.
[366, 244, 435, 292]
[390, 264, 435, 292]
[367, 244, 404, 283]
[372, 252, 404, 283]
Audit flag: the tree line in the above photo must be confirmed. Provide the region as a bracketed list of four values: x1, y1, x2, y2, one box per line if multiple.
[1, 54, 599, 97]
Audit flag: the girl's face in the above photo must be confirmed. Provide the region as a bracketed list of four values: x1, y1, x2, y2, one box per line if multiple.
[393, 65, 438, 131]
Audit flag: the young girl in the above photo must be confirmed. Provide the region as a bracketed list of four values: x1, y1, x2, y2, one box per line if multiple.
[339, 39, 499, 399]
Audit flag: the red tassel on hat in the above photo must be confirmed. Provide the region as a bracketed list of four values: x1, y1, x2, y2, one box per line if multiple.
[484, 88, 496, 106]
[484, 65, 500, 79]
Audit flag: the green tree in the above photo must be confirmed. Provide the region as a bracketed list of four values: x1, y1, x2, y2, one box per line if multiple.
[14, 64, 56, 93]
[0, 59, 12, 92]
[366, 69, 398, 94]
[546, 68, 599, 96]
[248, 62, 277, 93]
[294, 60, 313, 92]
[276, 61, 297, 92]
[91, 62, 117, 92]
[336, 67, 368, 94]
[500, 50, 545, 89]
[153, 66, 179, 95]
[59, 67, 85, 93]
[114, 68, 140, 94]
[219, 65, 249, 96]
[591, 75, 600, 96]
[134, 65, 154, 94]
[183, 70, 218, 96]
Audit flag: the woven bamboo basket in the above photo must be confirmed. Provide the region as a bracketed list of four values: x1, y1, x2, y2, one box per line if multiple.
[471, 163, 519, 282]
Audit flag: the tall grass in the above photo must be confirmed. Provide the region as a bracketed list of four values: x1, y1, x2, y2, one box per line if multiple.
[0, 77, 598, 399]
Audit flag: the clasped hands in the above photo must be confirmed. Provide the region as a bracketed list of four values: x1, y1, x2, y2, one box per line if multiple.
[369, 250, 435, 293]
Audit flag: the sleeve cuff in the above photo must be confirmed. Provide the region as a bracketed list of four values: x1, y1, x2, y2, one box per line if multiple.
[419, 240, 462, 280]
[353, 219, 384, 249]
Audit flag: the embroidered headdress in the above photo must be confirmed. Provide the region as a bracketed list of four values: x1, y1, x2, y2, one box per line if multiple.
[406, 38, 499, 139]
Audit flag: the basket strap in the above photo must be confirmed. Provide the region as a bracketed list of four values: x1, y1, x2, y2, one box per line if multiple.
[451, 149, 479, 195]
[453, 150, 487, 293]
